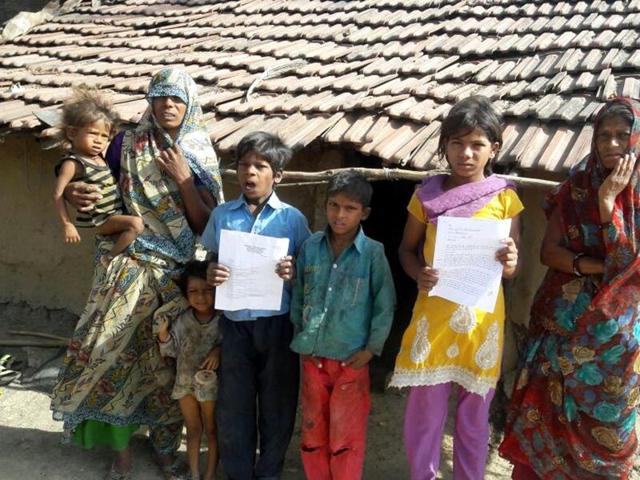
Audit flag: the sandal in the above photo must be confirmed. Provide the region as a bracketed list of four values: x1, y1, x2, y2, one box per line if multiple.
[0, 369, 21, 386]
[105, 463, 132, 480]
[0, 354, 13, 368]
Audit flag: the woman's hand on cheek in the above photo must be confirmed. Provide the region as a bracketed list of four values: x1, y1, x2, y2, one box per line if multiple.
[599, 153, 635, 203]
[417, 266, 438, 293]
[598, 153, 636, 222]
[157, 146, 192, 184]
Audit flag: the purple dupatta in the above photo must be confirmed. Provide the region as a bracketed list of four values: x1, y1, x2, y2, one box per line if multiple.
[416, 174, 514, 223]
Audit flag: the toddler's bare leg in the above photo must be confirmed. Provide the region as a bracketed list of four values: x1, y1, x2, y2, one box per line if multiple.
[179, 395, 203, 480]
[96, 215, 145, 260]
[200, 400, 218, 480]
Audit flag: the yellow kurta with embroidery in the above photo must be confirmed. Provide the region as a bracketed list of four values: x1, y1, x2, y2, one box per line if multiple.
[389, 189, 524, 396]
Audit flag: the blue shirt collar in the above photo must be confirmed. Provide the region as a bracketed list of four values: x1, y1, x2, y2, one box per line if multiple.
[322, 225, 366, 253]
[229, 191, 283, 211]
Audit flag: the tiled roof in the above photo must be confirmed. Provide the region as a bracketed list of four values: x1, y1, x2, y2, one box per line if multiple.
[0, 0, 639, 173]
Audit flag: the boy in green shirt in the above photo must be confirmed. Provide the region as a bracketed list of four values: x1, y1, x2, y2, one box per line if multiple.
[290, 171, 396, 479]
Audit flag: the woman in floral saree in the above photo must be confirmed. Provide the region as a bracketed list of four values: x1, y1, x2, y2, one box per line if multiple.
[51, 67, 223, 479]
[500, 97, 640, 479]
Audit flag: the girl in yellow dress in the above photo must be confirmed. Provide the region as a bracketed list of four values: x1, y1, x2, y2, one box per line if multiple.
[389, 95, 524, 480]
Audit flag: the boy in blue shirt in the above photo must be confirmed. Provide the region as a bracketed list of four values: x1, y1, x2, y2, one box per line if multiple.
[202, 131, 310, 480]
[290, 171, 396, 480]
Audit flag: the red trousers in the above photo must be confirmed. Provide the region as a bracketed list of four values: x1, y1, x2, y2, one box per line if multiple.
[300, 358, 371, 480]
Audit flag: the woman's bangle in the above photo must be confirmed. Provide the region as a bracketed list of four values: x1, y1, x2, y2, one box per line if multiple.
[573, 252, 586, 277]
[598, 221, 612, 230]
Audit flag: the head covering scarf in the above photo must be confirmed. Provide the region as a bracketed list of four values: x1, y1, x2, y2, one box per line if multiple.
[120, 67, 224, 264]
[144, 67, 223, 204]
[500, 97, 640, 479]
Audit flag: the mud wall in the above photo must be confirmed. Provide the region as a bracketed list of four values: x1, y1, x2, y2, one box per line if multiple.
[0, 134, 95, 314]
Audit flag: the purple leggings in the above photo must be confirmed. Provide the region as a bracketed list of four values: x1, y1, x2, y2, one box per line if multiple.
[404, 383, 495, 480]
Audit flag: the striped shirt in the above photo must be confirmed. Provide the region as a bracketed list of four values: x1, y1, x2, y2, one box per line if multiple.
[60, 152, 123, 228]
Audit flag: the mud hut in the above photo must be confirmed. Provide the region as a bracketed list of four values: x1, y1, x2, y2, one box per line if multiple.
[0, 0, 639, 387]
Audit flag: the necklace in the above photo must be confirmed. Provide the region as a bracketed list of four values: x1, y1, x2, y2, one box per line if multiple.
[194, 310, 216, 325]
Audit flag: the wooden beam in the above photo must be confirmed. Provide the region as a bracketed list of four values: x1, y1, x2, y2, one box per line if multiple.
[221, 168, 559, 189]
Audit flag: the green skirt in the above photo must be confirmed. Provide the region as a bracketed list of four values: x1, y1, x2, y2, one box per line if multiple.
[72, 420, 139, 451]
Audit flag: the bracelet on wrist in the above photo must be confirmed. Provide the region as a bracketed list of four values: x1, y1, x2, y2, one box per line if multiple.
[573, 252, 586, 277]
[598, 221, 612, 230]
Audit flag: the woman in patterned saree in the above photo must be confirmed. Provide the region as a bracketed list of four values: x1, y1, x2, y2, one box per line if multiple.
[51, 67, 224, 480]
[500, 97, 640, 479]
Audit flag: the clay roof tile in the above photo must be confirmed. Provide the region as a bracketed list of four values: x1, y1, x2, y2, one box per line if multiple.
[562, 124, 593, 170]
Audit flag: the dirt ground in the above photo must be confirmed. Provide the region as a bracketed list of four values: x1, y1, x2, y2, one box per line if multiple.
[0, 304, 635, 480]
[0, 382, 514, 480]
[0, 302, 515, 479]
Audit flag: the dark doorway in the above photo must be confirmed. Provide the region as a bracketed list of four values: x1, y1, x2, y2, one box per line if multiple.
[361, 178, 418, 390]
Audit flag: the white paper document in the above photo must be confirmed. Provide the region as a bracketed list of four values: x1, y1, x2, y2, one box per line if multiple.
[429, 216, 512, 313]
[215, 229, 290, 311]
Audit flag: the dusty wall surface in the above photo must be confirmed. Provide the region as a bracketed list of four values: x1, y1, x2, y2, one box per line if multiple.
[0, 134, 96, 314]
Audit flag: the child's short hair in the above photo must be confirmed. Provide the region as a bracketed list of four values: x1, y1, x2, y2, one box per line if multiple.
[178, 260, 209, 295]
[437, 95, 503, 173]
[327, 171, 373, 208]
[60, 86, 118, 146]
[235, 131, 292, 172]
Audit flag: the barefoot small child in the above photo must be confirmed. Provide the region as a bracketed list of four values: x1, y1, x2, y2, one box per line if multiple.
[53, 86, 144, 263]
[157, 260, 221, 480]
[290, 171, 396, 480]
